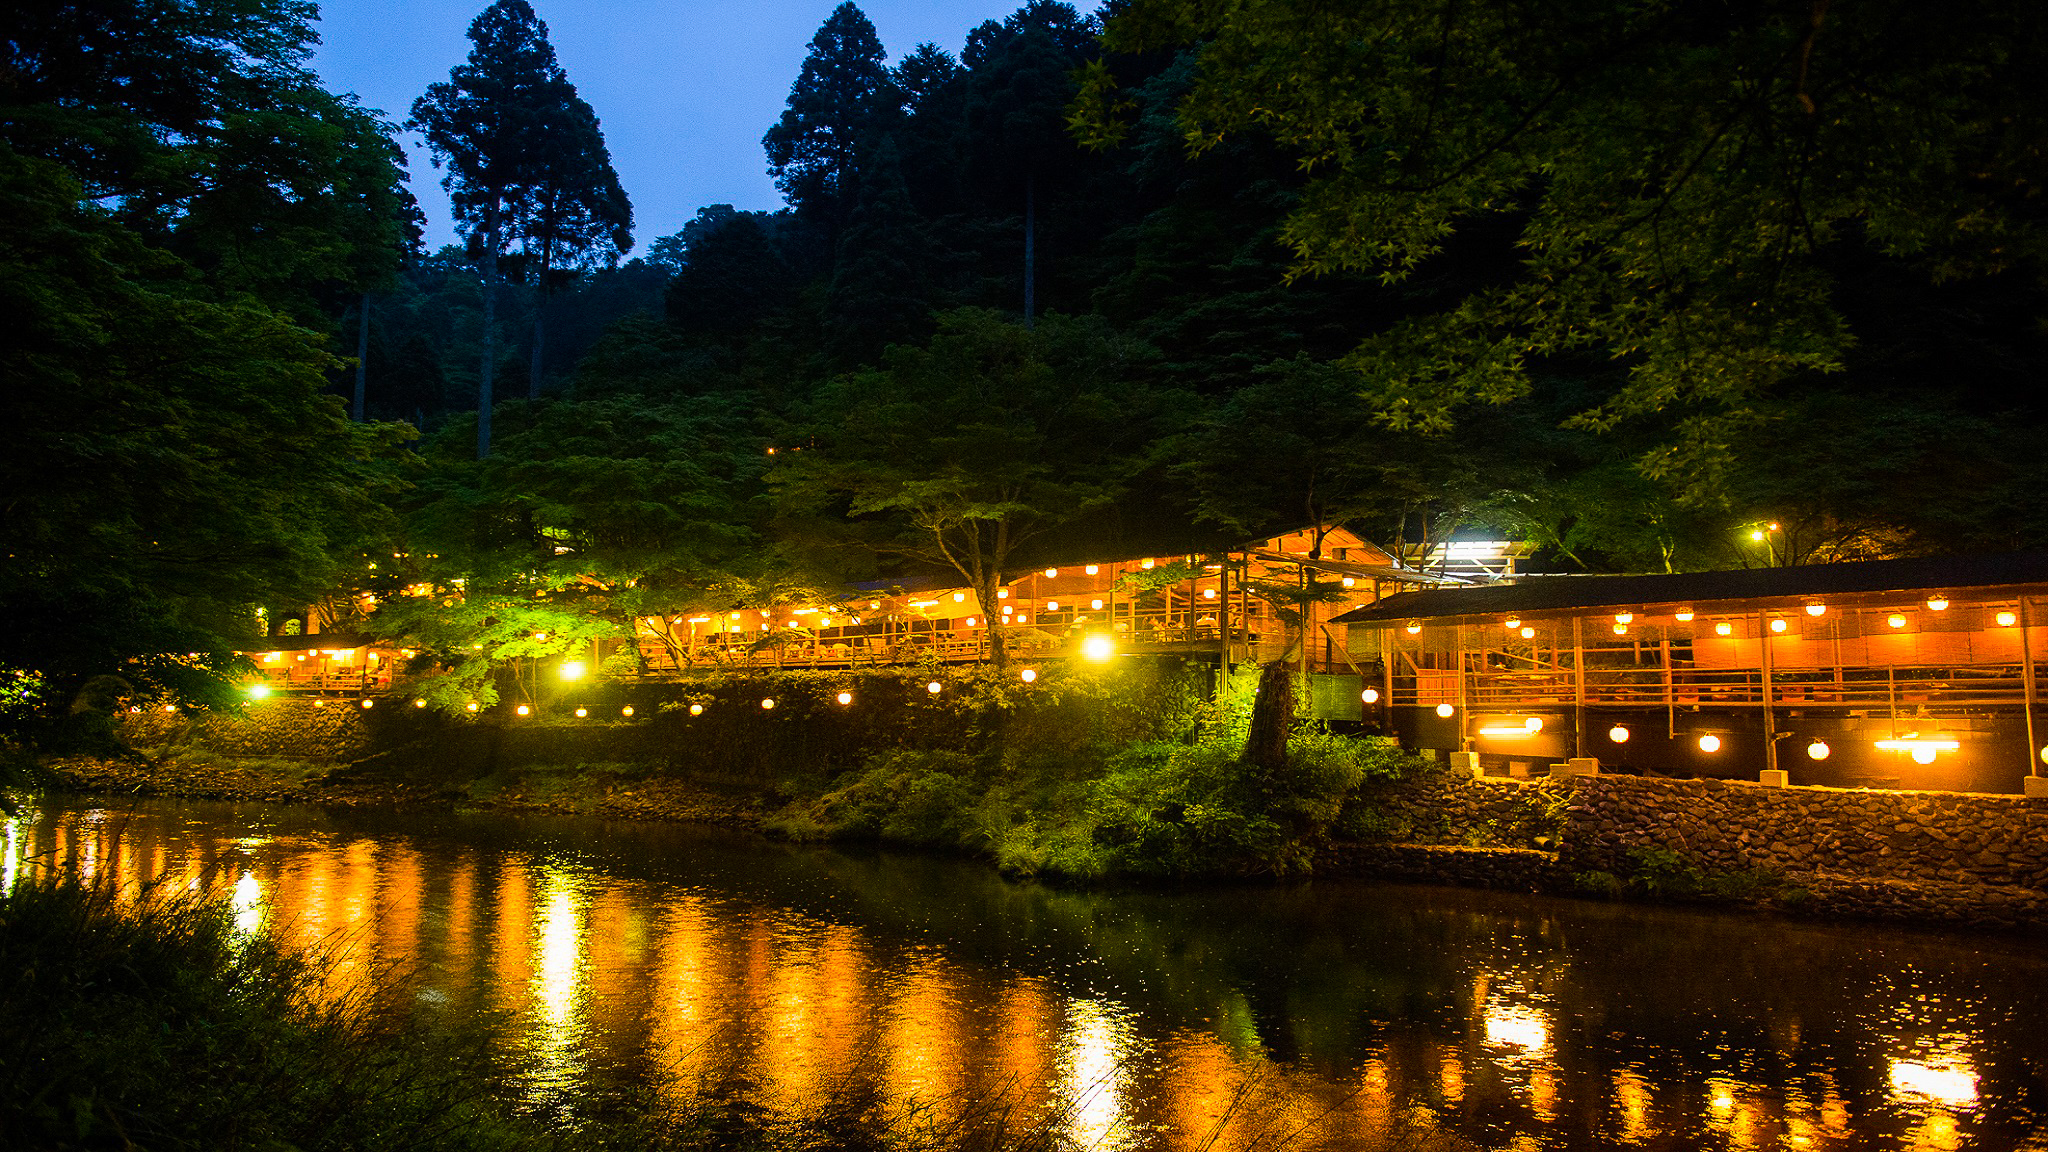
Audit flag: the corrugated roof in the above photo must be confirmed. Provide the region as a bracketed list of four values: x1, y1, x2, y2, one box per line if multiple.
[1330, 552, 2048, 624]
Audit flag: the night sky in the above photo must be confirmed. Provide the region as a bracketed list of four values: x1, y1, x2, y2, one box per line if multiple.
[313, 0, 1103, 254]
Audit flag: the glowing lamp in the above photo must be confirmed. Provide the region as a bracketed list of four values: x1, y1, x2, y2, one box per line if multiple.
[312, 699, 326, 708]
[1047, 601, 1060, 611]
[1926, 597, 1950, 611]
[1081, 634, 1116, 663]
[1435, 703, 1455, 718]
[413, 699, 427, 709]
[1750, 530, 1766, 542]
[1769, 618, 1788, 633]
[1715, 622, 1733, 636]
[1085, 565, 1099, 575]
[1520, 626, 1536, 639]
[1001, 605, 1013, 615]
[1675, 610, 1695, 622]
[1612, 624, 1627, 635]
[997, 588, 1009, 598]
[1504, 618, 1521, 629]
[1615, 612, 1633, 624]
[1015, 614, 1028, 623]
[1361, 687, 1380, 704]
[163, 703, 178, 713]
[1698, 734, 1722, 753]
[1021, 669, 1038, 683]
[953, 592, 966, 602]
[966, 617, 977, 627]
[533, 632, 548, 642]
[1608, 725, 1630, 743]
[1342, 577, 1355, 587]
[1806, 603, 1827, 616]
[1044, 568, 1058, 577]
[621, 705, 634, 717]
[926, 681, 943, 694]
[1807, 740, 1830, 760]
[835, 692, 852, 706]
[1997, 611, 2018, 627]
[1480, 723, 1535, 737]
[1091, 599, 1104, 611]
[1888, 614, 1907, 629]
[247, 683, 271, 700]
[515, 704, 531, 716]
[1203, 589, 1217, 599]
[465, 702, 479, 712]
[1407, 622, 1424, 634]
[761, 698, 776, 710]
[359, 699, 374, 710]
[560, 661, 586, 681]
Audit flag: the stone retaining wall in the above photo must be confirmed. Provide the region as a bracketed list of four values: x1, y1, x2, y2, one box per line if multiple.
[1558, 773, 2048, 891]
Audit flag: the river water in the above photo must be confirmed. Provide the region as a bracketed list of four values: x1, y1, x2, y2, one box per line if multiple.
[7, 797, 2045, 1151]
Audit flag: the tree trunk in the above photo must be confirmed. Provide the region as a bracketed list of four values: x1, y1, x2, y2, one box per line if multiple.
[1023, 173, 1035, 329]
[478, 220, 497, 459]
[353, 291, 370, 422]
[1242, 660, 1295, 772]
[529, 295, 545, 400]
[979, 573, 1008, 669]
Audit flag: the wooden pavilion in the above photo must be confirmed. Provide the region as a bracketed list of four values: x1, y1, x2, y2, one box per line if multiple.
[1332, 553, 2048, 795]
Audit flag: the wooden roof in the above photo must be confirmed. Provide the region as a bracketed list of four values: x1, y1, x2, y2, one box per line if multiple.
[1331, 552, 2048, 624]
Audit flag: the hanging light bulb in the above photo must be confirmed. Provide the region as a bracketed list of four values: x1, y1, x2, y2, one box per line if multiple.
[1698, 734, 1721, 753]
[1435, 703, 1455, 718]
[760, 697, 776, 710]
[1520, 626, 1536, 639]
[1608, 725, 1630, 743]
[1715, 621, 1734, 636]
[1675, 609, 1696, 622]
[689, 703, 704, 716]
[1361, 687, 1380, 704]
[835, 692, 852, 705]
[1807, 740, 1830, 760]
[1021, 669, 1037, 683]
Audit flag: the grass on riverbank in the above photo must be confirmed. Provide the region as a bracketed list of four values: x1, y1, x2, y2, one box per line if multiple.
[766, 725, 1430, 880]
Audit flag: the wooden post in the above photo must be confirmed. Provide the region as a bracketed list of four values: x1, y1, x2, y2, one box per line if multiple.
[1456, 622, 1470, 751]
[1760, 609, 1779, 777]
[1219, 556, 1232, 669]
[1572, 615, 1586, 759]
[2023, 596, 2040, 777]
[1662, 634, 1675, 739]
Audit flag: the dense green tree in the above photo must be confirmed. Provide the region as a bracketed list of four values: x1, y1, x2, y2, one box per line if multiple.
[1078, 0, 2048, 499]
[0, 149, 408, 725]
[827, 137, 932, 360]
[773, 309, 1160, 665]
[762, 2, 896, 230]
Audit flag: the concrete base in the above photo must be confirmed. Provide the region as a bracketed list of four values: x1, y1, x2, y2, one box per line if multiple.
[1448, 751, 1483, 777]
[1508, 762, 1531, 779]
[1551, 758, 1601, 780]
[1759, 769, 1790, 788]
[2026, 775, 2048, 798]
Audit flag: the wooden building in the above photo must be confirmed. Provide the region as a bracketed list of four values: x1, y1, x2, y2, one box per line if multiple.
[636, 526, 1457, 674]
[1333, 553, 2048, 795]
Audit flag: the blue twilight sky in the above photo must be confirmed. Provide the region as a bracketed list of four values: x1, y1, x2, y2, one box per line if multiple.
[312, 0, 1102, 255]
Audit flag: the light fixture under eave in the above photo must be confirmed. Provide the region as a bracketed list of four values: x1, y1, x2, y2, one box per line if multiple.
[1876, 737, 1959, 764]
[1888, 614, 1908, 629]
[1361, 687, 1380, 704]
[1998, 611, 2018, 627]
[1407, 622, 1424, 634]
[1479, 724, 1536, 737]
[1698, 734, 1722, 753]
[1769, 618, 1788, 633]
[1926, 597, 1950, 611]
[1612, 623, 1628, 635]
[1520, 626, 1537, 639]
[1715, 621, 1734, 636]
[1044, 568, 1058, 578]
[1615, 612, 1634, 625]
[1085, 564, 1099, 575]
[1435, 703, 1456, 718]
[1806, 603, 1827, 616]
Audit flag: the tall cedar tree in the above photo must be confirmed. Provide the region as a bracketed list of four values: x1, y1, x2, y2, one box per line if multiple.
[519, 78, 632, 399]
[413, 1, 631, 452]
[763, 2, 895, 232]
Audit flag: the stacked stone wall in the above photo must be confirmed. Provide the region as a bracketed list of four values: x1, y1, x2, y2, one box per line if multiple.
[1557, 774, 2048, 891]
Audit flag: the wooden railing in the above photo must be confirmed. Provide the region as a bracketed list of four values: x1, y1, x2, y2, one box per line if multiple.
[1393, 663, 2037, 710]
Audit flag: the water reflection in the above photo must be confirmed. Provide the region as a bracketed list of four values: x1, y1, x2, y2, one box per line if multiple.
[6, 798, 2048, 1152]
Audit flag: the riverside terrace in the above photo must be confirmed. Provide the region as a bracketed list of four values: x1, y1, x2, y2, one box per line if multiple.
[1333, 553, 2048, 796]
[627, 526, 1459, 673]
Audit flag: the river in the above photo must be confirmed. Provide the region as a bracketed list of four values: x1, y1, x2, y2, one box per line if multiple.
[7, 797, 2044, 1151]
